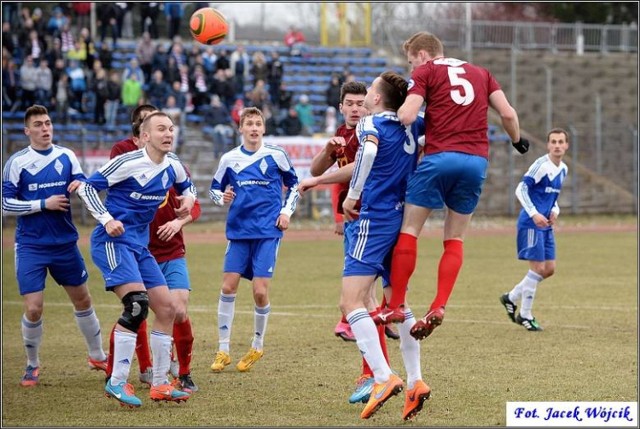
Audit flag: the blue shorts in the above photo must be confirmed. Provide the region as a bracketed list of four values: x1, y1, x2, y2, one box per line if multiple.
[517, 227, 556, 261]
[406, 152, 488, 214]
[157, 257, 191, 291]
[343, 215, 401, 278]
[344, 221, 391, 287]
[15, 242, 89, 295]
[224, 238, 281, 280]
[91, 241, 167, 290]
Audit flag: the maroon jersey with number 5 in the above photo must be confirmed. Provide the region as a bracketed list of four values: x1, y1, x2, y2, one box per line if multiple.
[408, 57, 501, 159]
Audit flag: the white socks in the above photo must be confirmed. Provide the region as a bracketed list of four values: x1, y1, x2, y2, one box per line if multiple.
[217, 292, 236, 353]
[347, 308, 392, 383]
[509, 270, 543, 319]
[398, 308, 422, 389]
[110, 330, 136, 386]
[251, 304, 270, 351]
[22, 315, 43, 368]
[150, 330, 172, 386]
[74, 307, 107, 361]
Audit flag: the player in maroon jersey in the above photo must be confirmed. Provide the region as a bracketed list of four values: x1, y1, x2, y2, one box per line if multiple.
[105, 104, 202, 392]
[377, 32, 529, 342]
[308, 81, 366, 345]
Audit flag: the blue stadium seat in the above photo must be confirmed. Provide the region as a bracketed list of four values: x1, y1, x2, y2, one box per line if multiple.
[308, 94, 326, 103]
[187, 114, 204, 123]
[60, 133, 81, 143]
[84, 133, 101, 143]
[4, 122, 24, 131]
[65, 124, 84, 132]
[9, 132, 25, 142]
[84, 124, 104, 132]
[349, 47, 373, 57]
[2, 111, 22, 120]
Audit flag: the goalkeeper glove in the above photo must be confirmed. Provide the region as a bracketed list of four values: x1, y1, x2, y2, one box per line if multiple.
[512, 138, 530, 154]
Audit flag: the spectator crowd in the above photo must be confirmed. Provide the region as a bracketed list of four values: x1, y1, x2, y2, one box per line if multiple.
[3, 3, 361, 155]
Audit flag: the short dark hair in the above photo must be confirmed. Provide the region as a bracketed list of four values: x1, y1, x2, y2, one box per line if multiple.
[547, 127, 570, 143]
[340, 81, 367, 103]
[131, 104, 158, 137]
[378, 71, 408, 111]
[24, 105, 49, 126]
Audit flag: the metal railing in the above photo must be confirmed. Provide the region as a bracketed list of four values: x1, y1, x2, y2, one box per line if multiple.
[378, 19, 638, 56]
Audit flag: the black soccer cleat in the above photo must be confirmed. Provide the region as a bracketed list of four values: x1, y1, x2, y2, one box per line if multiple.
[499, 293, 518, 323]
[515, 314, 543, 331]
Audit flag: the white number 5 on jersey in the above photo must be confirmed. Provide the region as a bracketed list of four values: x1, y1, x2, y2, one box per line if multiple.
[447, 67, 475, 106]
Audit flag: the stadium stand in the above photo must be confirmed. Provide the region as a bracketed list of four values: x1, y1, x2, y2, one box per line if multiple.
[2, 34, 636, 221]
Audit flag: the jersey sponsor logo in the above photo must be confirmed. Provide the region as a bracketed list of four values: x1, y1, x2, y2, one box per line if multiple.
[236, 179, 269, 187]
[129, 192, 167, 201]
[28, 183, 37, 191]
[36, 180, 67, 189]
[544, 187, 561, 194]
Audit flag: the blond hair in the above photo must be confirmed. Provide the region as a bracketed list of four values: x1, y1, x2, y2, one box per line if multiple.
[239, 107, 265, 127]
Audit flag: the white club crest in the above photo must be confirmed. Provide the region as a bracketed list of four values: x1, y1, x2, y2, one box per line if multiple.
[54, 159, 63, 175]
[259, 159, 268, 175]
[162, 171, 169, 189]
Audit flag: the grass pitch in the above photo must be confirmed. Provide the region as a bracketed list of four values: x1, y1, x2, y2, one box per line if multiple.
[1, 217, 637, 427]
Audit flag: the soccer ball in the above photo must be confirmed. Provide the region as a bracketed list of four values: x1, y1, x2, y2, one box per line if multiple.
[189, 7, 228, 45]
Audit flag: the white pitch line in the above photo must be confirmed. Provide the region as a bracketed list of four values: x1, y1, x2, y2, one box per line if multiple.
[3, 301, 636, 330]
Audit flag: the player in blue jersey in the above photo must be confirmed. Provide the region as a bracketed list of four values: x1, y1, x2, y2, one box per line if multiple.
[209, 106, 299, 373]
[2, 105, 108, 387]
[336, 72, 430, 420]
[500, 128, 569, 331]
[77, 111, 196, 408]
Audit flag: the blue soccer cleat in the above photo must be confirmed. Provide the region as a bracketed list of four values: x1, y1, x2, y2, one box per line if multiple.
[349, 375, 375, 404]
[105, 381, 142, 408]
[20, 365, 40, 387]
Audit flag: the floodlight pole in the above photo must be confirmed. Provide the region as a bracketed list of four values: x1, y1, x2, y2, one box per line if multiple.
[465, 3, 473, 63]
